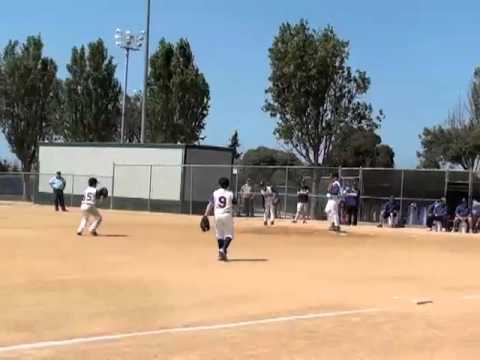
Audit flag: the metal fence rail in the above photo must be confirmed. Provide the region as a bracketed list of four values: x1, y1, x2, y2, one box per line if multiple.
[1, 165, 478, 225]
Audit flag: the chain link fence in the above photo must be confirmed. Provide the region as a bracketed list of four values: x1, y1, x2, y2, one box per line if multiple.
[1, 166, 478, 225]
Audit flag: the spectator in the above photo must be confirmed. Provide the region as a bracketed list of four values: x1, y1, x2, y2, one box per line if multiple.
[49, 171, 67, 212]
[453, 198, 470, 232]
[239, 178, 254, 217]
[378, 195, 399, 228]
[471, 199, 480, 233]
[344, 183, 360, 226]
[426, 197, 448, 231]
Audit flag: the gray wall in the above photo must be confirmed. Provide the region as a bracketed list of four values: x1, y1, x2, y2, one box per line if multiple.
[183, 147, 233, 213]
[39, 145, 184, 201]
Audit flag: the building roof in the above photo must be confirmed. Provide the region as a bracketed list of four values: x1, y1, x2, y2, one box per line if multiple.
[39, 142, 233, 153]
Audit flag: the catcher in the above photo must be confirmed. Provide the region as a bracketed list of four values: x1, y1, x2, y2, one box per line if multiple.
[201, 177, 236, 261]
[77, 177, 108, 236]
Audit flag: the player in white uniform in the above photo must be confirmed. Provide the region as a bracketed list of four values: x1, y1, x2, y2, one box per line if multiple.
[325, 173, 342, 232]
[203, 177, 236, 261]
[260, 182, 276, 226]
[77, 177, 102, 236]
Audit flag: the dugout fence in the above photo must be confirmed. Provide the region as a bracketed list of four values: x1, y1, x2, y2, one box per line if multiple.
[2, 166, 479, 225]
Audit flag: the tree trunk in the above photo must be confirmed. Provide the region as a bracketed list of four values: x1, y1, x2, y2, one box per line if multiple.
[21, 159, 32, 202]
[310, 166, 324, 220]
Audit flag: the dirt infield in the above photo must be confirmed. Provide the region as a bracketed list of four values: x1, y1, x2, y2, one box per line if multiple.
[2, 203, 480, 359]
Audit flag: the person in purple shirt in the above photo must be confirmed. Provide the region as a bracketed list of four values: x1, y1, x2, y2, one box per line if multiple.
[378, 196, 400, 228]
[453, 198, 470, 232]
[344, 183, 360, 226]
[426, 197, 448, 231]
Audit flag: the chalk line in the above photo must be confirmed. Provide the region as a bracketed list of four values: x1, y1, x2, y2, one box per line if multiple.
[0, 307, 382, 354]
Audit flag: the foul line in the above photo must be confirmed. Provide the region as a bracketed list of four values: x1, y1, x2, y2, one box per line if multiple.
[0, 308, 382, 354]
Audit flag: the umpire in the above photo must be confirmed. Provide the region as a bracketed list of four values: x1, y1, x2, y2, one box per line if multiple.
[49, 171, 67, 212]
[344, 183, 360, 225]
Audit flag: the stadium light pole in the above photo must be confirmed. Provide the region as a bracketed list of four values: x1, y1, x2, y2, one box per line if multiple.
[141, 0, 151, 144]
[115, 28, 144, 144]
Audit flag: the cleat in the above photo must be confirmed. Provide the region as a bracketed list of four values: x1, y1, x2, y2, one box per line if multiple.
[91, 230, 98, 236]
[77, 231, 82, 236]
[264, 221, 268, 226]
[218, 250, 227, 261]
[292, 220, 297, 223]
[271, 221, 274, 226]
[303, 220, 307, 224]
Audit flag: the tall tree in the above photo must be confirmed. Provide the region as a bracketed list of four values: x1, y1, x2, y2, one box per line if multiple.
[264, 21, 382, 218]
[228, 130, 242, 160]
[63, 39, 121, 142]
[148, 38, 210, 144]
[264, 20, 382, 166]
[123, 92, 142, 143]
[327, 126, 395, 168]
[0, 35, 60, 172]
[418, 70, 480, 170]
[241, 146, 301, 166]
[0, 158, 19, 172]
[240, 146, 302, 187]
[375, 144, 395, 168]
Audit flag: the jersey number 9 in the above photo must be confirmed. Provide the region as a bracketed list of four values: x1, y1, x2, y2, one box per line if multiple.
[218, 196, 227, 208]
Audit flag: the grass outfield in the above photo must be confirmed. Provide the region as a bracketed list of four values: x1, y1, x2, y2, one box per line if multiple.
[1, 202, 480, 359]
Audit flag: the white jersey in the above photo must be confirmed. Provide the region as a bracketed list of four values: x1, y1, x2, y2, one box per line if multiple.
[81, 186, 97, 207]
[327, 180, 342, 198]
[210, 188, 234, 216]
[261, 186, 275, 206]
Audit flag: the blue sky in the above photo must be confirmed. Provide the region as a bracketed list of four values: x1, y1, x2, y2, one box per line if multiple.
[1, 0, 480, 168]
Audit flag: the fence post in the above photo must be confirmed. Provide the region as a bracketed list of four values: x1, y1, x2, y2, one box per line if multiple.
[148, 165, 153, 212]
[444, 169, 449, 199]
[399, 169, 405, 221]
[469, 168, 473, 207]
[283, 166, 289, 219]
[189, 165, 193, 215]
[110, 163, 116, 210]
[21, 172, 26, 201]
[70, 174, 75, 207]
[234, 167, 239, 198]
[359, 167, 363, 222]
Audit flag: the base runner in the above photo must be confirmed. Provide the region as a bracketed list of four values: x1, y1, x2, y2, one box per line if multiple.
[325, 173, 342, 232]
[293, 184, 309, 223]
[260, 181, 276, 226]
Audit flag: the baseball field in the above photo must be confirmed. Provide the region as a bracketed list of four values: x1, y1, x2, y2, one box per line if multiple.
[1, 202, 480, 359]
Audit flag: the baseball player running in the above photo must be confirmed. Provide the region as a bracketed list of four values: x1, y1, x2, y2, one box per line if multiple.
[325, 173, 342, 232]
[260, 181, 276, 226]
[203, 177, 236, 261]
[293, 184, 309, 223]
[77, 177, 104, 236]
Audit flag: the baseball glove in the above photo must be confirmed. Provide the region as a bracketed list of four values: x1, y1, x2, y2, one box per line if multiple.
[200, 215, 210, 232]
[96, 187, 109, 199]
